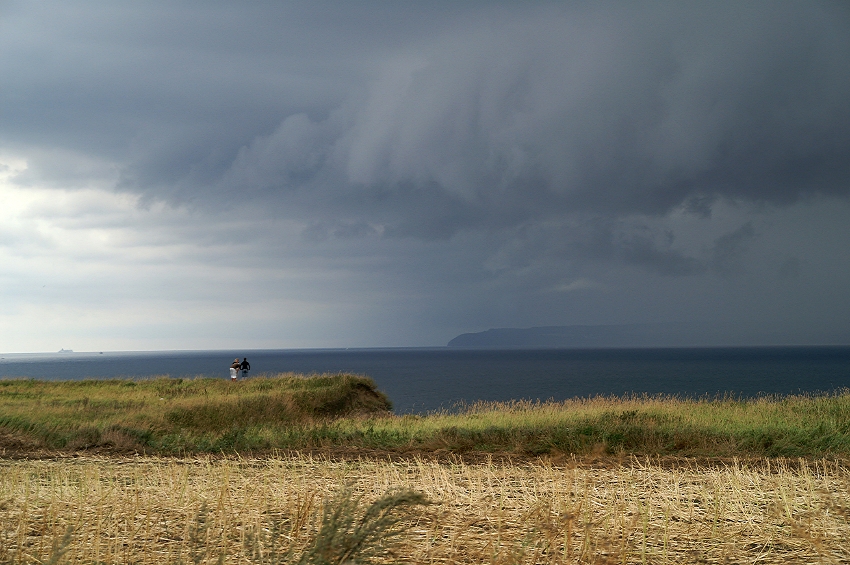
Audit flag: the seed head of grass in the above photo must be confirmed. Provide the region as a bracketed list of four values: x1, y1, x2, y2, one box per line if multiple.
[295, 488, 430, 565]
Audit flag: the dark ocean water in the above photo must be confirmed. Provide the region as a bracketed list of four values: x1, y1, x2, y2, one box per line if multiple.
[1, 347, 849, 414]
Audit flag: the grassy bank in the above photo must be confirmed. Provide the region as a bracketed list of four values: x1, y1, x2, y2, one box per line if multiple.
[0, 373, 391, 454]
[1, 374, 850, 457]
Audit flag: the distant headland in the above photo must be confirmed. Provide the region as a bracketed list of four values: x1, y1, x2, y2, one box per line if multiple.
[445, 323, 821, 348]
[448, 324, 667, 348]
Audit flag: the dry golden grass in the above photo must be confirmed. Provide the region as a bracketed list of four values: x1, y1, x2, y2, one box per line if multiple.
[1, 454, 849, 564]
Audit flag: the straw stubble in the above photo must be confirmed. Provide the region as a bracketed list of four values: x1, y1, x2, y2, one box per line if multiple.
[0, 455, 848, 564]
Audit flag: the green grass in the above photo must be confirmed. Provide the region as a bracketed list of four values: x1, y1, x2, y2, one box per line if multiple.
[0, 373, 391, 453]
[382, 393, 850, 457]
[1, 374, 850, 457]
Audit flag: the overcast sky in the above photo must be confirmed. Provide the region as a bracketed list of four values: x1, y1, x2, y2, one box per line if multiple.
[1, 1, 849, 352]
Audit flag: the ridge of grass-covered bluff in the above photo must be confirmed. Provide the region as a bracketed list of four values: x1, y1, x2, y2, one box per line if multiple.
[1, 373, 849, 458]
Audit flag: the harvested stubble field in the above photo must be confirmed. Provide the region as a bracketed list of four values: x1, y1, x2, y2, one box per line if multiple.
[1, 454, 849, 564]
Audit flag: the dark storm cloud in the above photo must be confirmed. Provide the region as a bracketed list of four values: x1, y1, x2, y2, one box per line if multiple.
[477, 217, 707, 278]
[711, 222, 755, 277]
[4, 2, 848, 238]
[777, 257, 802, 281]
[711, 222, 756, 276]
[179, 1, 850, 256]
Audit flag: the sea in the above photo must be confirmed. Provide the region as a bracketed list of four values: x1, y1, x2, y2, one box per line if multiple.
[1, 346, 849, 414]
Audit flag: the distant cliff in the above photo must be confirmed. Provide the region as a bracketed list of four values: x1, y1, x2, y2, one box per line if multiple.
[448, 325, 648, 348]
[446, 324, 739, 348]
[448, 320, 850, 348]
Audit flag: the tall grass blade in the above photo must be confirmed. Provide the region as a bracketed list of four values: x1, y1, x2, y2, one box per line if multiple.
[296, 488, 429, 565]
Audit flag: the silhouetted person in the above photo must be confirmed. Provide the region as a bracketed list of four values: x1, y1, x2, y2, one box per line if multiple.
[240, 357, 250, 378]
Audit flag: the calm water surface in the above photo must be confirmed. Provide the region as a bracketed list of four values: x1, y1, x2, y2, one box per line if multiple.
[1, 347, 849, 413]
